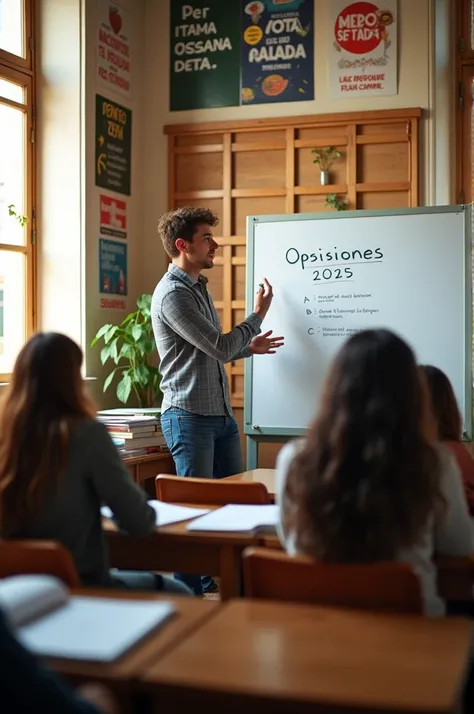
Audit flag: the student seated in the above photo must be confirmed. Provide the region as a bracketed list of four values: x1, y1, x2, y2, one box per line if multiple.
[420, 364, 474, 516]
[275, 329, 473, 617]
[0, 332, 191, 596]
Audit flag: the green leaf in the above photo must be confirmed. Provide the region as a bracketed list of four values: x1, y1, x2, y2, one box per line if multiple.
[109, 337, 119, 363]
[120, 312, 137, 327]
[103, 369, 117, 392]
[100, 344, 112, 365]
[104, 325, 119, 343]
[117, 373, 132, 404]
[137, 294, 152, 312]
[132, 323, 144, 341]
[134, 363, 150, 388]
[119, 342, 135, 360]
[91, 323, 112, 346]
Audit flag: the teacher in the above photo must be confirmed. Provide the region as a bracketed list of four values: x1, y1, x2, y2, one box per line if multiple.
[152, 206, 283, 594]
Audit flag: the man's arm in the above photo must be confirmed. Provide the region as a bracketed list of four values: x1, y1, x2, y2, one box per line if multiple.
[159, 288, 262, 363]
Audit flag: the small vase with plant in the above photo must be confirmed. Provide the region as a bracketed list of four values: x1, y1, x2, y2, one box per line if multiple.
[312, 146, 342, 186]
[325, 193, 349, 211]
[91, 294, 161, 407]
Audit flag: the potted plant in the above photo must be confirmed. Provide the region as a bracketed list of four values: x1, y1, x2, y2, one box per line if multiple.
[312, 147, 342, 186]
[91, 294, 161, 407]
[325, 193, 349, 211]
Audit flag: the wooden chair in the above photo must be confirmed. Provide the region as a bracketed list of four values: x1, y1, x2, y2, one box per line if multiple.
[242, 547, 423, 614]
[0, 539, 81, 587]
[155, 474, 270, 506]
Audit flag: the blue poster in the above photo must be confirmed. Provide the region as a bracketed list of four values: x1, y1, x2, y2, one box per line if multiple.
[240, 0, 314, 105]
[99, 239, 128, 296]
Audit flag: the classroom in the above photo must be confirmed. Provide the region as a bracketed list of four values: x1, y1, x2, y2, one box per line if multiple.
[1, 1, 474, 713]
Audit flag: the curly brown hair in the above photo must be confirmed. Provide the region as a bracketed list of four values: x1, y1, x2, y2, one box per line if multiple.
[283, 329, 442, 563]
[157, 206, 219, 258]
[420, 365, 462, 442]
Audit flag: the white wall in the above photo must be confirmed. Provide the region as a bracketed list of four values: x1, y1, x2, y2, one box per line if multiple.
[141, 0, 455, 294]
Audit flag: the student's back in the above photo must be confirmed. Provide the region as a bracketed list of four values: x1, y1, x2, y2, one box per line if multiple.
[10, 417, 155, 585]
[275, 329, 473, 616]
[0, 332, 190, 596]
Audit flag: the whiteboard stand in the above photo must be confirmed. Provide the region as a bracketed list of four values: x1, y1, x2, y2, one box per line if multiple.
[243, 205, 473, 470]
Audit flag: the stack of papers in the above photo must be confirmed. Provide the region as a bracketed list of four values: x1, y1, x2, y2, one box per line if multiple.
[186, 504, 279, 533]
[101, 500, 210, 527]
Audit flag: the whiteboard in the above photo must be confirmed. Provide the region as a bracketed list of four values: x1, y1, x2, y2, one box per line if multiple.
[244, 206, 472, 438]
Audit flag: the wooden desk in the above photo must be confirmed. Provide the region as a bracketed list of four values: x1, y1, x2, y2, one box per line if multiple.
[123, 452, 174, 486]
[223, 469, 276, 500]
[105, 517, 261, 600]
[141, 599, 471, 714]
[47, 589, 219, 712]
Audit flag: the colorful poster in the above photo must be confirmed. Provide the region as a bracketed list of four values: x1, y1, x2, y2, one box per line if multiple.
[329, 0, 398, 98]
[99, 238, 127, 299]
[240, 0, 314, 106]
[99, 194, 127, 239]
[97, 0, 131, 97]
[95, 94, 132, 196]
[169, 0, 241, 111]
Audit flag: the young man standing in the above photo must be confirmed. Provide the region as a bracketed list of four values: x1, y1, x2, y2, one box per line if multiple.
[152, 206, 283, 594]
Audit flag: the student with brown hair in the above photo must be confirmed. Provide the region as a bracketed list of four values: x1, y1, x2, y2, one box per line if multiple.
[0, 332, 191, 595]
[276, 329, 473, 616]
[420, 364, 474, 516]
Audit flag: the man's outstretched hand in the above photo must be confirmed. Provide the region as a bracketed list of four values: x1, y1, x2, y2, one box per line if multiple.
[250, 330, 284, 355]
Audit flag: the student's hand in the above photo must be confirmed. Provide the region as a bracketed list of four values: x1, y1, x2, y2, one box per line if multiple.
[77, 684, 118, 714]
[250, 330, 284, 355]
[254, 278, 273, 319]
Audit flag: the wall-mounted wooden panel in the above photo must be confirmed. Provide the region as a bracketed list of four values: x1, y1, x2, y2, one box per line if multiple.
[165, 108, 421, 467]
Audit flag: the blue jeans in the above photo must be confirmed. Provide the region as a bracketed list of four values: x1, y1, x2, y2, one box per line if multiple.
[161, 408, 244, 595]
[108, 570, 193, 596]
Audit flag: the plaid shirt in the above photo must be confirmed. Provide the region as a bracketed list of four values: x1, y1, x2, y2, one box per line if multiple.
[152, 264, 262, 416]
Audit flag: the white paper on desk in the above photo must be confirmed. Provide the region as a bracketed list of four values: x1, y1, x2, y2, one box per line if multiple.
[17, 597, 176, 662]
[186, 504, 279, 533]
[101, 500, 209, 526]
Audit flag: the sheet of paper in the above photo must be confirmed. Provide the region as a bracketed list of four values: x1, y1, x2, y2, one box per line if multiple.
[18, 597, 176, 662]
[101, 500, 209, 526]
[186, 504, 279, 532]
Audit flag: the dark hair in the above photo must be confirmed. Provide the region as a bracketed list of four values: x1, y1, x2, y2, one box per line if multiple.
[157, 206, 219, 258]
[420, 365, 462, 441]
[283, 329, 441, 563]
[0, 332, 95, 535]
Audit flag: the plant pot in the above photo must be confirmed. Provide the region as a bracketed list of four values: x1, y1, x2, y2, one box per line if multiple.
[320, 170, 329, 186]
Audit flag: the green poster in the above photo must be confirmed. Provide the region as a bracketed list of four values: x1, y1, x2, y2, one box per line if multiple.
[170, 1, 240, 111]
[95, 94, 132, 196]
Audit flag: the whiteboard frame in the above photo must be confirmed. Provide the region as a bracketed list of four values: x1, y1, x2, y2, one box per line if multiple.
[244, 205, 473, 446]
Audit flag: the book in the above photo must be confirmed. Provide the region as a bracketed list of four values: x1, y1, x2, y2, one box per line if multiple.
[101, 500, 210, 527]
[99, 408, 162, 418]
[0, 575, 176, 662]
[186, 504, 279, 533]
[120, 435, 167, 449]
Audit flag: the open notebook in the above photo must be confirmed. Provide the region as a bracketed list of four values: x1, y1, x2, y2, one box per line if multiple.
[186, 504, 280, 533]
[0, 575, 176, 661]
[101, 499, 210, 526]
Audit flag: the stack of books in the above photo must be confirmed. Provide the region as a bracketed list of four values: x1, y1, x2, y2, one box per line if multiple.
[97, 408, 168, 457]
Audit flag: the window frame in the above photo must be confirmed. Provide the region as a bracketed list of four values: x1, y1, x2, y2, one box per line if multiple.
[0, 0, 34, 72]
[456, 0, 474, 203]
[0, 0, 36, 381]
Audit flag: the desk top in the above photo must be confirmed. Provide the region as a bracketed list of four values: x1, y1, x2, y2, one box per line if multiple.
[223, 469, 276, 496]
[47, 589, 218, 682]
[142, 599, 471, 713]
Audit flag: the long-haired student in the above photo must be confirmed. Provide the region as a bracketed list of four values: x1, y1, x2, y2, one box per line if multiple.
[276, 329, 473, 617]
[0, 332, 191, 595]
[420, 364, 474, 516]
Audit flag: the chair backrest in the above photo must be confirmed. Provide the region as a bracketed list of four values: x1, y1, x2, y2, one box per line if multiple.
[243, 547, 422, 614]
[155, 474, 270, 505]
[0, 539, 81, 588]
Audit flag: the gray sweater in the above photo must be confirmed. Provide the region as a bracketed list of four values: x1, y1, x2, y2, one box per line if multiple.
[12, 419, 156, 585]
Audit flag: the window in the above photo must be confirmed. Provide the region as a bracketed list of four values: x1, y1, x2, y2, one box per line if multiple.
[0, 0, 35, 378]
